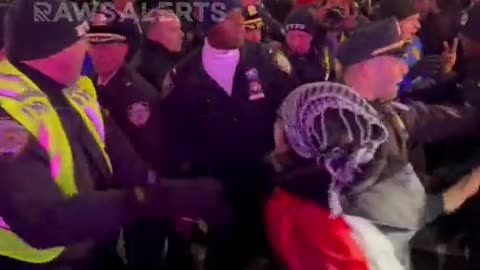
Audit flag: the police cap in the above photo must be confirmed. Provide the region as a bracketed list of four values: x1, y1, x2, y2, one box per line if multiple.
[244, 5, 263, 30]
[86, 11, 136, 44]
[461, 3, 480, 42]
[337, 18, 408, 67]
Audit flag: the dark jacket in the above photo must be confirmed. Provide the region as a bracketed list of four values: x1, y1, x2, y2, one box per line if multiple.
[282, 43, 335, 85]
[135, 39, 183, 93]
[0, 62, 153, 253]
[159, 42, 297, 184]
[93, 65, 160, 166]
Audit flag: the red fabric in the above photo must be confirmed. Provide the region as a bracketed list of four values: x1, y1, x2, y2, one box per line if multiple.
[265, 189, 370, 270]
[295, 0, 316, 6]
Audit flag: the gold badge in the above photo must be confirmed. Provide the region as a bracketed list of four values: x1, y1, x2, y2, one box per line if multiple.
[127, 102, 150, 127]
[0, 119, 29, 156]
[273, 51, 291, 75]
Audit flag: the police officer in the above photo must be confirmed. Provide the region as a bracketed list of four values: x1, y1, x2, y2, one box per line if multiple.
[163, 0, 297, 266]
[283, 8, 334, 84]
[0, 0, 229, 269]
[135, 9, 184, 94]
[88, 11, 160, 164]
[336, 18, 480, 269]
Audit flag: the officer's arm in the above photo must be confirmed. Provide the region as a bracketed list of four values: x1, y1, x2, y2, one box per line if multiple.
[397, 101, 479, 144]
[0, 118, 141, 248]
[104, 115, 156, 187]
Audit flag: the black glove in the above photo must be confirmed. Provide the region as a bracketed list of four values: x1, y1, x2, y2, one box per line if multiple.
[135, 177, 232, 227]
[408, 55, 444, 78]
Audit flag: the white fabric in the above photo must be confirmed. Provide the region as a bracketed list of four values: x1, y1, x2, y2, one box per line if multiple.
[343, 215, 405, 270]
[202, 39, 240, 96]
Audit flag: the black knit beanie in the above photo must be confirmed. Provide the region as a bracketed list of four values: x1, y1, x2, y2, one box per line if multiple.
[379, 0, 417, 20]
[285, 7, 315, 35]
[5, 0, 89, 61]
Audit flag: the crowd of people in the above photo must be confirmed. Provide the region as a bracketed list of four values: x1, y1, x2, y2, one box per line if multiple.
[1, 0, 480, 269]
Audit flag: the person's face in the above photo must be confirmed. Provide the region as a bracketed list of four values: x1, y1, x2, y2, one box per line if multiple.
[209, 9, 246, 49]
[368, 56, 409, 100]
[399, 14, 421, 40]
[89, 42, 128, 75]
[286, 30, 312, 55]
[50, 39, 88, 86]
[245, 29, 262, 43]
[152, 18, 184, 52]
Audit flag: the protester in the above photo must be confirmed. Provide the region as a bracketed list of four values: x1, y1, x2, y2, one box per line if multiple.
[266, 81, 480, 270]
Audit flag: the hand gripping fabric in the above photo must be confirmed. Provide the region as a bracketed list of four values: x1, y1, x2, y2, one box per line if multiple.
[277, 82, 389, 217]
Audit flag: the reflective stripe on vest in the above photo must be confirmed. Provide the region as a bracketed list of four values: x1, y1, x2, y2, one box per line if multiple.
[0, 61, 111, 264]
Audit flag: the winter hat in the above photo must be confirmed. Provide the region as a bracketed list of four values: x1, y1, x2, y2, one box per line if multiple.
[277, 82, 389, 217]
[285, 7, 315, 35]
[5, 0, 89, 61]
[198, 0, 242, 34]
[379, 0, 417, 20]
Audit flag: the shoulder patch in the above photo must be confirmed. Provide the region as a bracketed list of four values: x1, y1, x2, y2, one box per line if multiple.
[272, 50, 291, 75]
[127, 102, 150, 127]
[0, 119, 29, 156]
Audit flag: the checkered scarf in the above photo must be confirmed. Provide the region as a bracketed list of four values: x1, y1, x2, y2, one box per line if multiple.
[277, 82, 389, 217]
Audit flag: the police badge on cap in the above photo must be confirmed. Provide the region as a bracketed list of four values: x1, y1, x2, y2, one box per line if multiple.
[128, 102, 150, 127]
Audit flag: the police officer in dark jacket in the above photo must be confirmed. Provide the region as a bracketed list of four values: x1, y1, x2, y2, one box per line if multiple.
[160, 1, 296, 267]
[88, 11, 160, 165]
[135, 9, 184, 94]
[0, 1, 229, 269]
[94, 0, 296, 268]
[336, 18, 480, 268]
[282, 8, 334, 85]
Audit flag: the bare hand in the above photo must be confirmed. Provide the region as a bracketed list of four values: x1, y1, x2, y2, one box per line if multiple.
[443, 167, 480, 214]
[442, 38, 459, 73]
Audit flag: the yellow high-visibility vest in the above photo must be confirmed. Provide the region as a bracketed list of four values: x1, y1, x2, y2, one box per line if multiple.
[0, 61, 112, 264]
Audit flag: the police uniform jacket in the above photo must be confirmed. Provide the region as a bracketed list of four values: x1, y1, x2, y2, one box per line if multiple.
[0, 62, 154, 255]
[94, 65, 161, 167]
[135, 39, 182, 94]
[342, 100, 479, 230]
[282, 43, 334, 85]
[160, 42, 296, 185]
